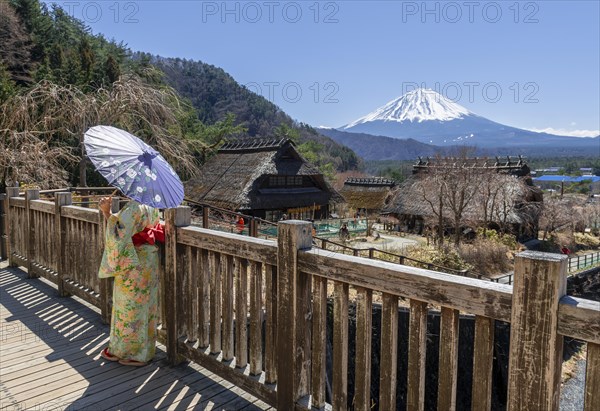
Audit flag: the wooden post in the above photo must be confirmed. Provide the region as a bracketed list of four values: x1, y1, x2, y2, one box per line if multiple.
[311, 275, 327, 408]
[55, 192, 72, 297]
[25, 189, 40, 278]
[354, 287, 372, 411]
[0, 194, 6, 261]
[585, 343, 600, 411]
[379, 293, 398, 410]
[80, 188, 89, 208]
[507, 251, 567, 411]
[276, 220, 312, 410]
[407, 299, 428, 411]
[235, 257, 248, 368]
[472, 316, 495, 411]
[437, 307, 459, 411]
[98, 197, 118, 323]
[265, 264, 278, 383]
[164, 206, 191, 366]
[5, 187, 20, 267]
[333, 282, 349, 410]
[202, 206, 209, 229]
[250, 218, 258, 237]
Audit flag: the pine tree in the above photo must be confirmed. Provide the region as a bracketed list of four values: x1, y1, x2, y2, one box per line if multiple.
[0, 64, 16, 103]
[104, 55, 121, 85]
[78, 38, 94, 83]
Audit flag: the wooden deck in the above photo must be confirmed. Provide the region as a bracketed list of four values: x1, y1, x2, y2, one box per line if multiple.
[0, 262, 272, 411]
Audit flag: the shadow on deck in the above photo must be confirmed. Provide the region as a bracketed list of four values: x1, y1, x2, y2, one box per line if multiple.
[0, 262, 271, 411]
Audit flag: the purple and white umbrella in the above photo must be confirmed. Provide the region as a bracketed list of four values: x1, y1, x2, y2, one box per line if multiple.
[84, 125, 184, 209]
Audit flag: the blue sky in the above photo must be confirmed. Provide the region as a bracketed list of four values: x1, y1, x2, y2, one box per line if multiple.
[46, 1, 600, 136]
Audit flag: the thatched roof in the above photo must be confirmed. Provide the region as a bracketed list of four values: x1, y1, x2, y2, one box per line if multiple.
[384, 176, 542, 226]
[413, 155, 531, 177]
[185, 138, 337, 211]
[340, 177, 396, 210]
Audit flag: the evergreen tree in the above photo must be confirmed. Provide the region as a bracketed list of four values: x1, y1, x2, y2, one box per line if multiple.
[0, 64, 16, 103]
[104, 55, 121, 84]
[78, 38, 94, 83]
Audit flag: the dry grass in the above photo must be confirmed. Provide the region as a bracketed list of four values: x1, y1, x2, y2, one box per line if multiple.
[458, 239, 516, 276]
[1, 76, 202, 188]
[574, 232, 600, 248]
[405, 244, 472, 272]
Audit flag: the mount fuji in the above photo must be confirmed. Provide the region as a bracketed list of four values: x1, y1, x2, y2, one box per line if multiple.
[336, 89, 599, 149]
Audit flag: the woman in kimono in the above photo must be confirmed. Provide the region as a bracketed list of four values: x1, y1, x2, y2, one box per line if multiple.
[98, 197, 161, 366]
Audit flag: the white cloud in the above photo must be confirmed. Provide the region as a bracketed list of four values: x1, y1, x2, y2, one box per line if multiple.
[526, 127, 600, 138]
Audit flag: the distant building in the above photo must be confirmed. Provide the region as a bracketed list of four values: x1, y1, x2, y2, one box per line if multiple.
[580, 167, 593, 176]
[534, 166, 562, 176]
[533, 175, 600, 194]
[385, 156, 542, 240]
[185, 138, 340, 221]
[339, 177, 396, 215]
[413, 155, 532, 177]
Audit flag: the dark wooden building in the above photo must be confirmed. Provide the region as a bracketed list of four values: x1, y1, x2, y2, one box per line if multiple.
[339, 177, 396, 215]
[185, 138, 338, 221]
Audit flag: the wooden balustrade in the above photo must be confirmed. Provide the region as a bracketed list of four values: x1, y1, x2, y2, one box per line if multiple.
[3, 192, 600, 411]
[0, 193, 7, 261]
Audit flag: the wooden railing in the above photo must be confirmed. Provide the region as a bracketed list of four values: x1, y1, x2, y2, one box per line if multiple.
[2, 188, 118, 321]
[184, 198, 268, 238]
[0, 193, 7, 261]
[184, 198, 465, 277]
[3, 188, 600, 411]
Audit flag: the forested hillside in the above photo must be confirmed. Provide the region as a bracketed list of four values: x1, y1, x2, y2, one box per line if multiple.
[0, 0, 216, 189]
[146, 55, 361, 174]
[0, 0, 360, 191]
[318, 127, 441, 161]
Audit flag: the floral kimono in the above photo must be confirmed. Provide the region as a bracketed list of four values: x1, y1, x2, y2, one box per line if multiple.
[99, 201, 160, 362]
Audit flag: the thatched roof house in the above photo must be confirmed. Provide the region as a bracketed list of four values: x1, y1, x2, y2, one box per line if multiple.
[339, 177, 396, 214]
[185, 138, 338, 221]
[384, 156, 542, 239]
[413, 155, 531, 176]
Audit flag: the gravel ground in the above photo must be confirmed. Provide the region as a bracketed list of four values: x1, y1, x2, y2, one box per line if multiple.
[560, 358, 586, 410]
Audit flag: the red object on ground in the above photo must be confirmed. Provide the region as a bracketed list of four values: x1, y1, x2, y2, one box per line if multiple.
[132, 223, 165, 246]
[561, 247, 571, 255]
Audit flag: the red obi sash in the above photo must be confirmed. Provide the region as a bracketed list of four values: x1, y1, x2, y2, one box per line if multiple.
[132, 223, 165, 247]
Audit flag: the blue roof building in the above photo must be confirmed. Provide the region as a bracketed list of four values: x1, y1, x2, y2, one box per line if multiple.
[534, 175, 600, 183]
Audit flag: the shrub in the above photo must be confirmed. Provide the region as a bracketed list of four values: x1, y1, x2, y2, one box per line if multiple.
[406, 244, 472, 272]
[458, 239, 513, 276]
[476, 228, 518, 249]
[574, 232, 600, 248]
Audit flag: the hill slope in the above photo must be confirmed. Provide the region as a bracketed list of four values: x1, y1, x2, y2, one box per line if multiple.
[320, 127, 600, 160]
[318, 128, 441, 160]
[144, 55, 361, 172]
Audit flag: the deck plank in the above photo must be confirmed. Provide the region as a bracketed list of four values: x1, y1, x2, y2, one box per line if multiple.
[0, 262, 270, 411]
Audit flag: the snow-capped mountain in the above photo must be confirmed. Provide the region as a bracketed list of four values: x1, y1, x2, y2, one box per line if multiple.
[343, 88, 470, 127]
[339, 89, 599, 149]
